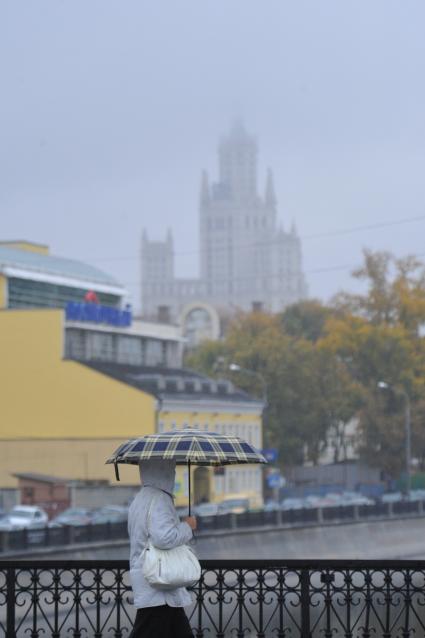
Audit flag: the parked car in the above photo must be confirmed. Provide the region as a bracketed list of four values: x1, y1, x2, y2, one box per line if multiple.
[280, 497, 306, 511]
[90, 505, 128, 524]
[218, 497, 250, 515]
[263, 500, 280, 512]
[49, 507, 92, 528]
[340, 491, 374, 506]
[194, 502, 220, 517]
[0, 505, 48, 531]
[381, 491, 404, 503]
[408, 489, 425, 501]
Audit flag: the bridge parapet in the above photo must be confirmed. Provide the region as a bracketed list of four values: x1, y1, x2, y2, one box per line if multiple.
[1, 559, 425, 636]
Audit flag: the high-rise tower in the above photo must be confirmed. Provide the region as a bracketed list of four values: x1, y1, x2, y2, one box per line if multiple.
[200, 121, 290, 310]
[141, 122, 307, 320]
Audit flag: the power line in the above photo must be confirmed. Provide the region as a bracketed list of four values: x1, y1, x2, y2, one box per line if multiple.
[302, 215, 425, 240]
[118, 252, 425, 288]
[77, 214, 425, 264]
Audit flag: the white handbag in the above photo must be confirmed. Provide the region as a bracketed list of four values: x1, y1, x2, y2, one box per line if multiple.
[141, 495, 201, 590]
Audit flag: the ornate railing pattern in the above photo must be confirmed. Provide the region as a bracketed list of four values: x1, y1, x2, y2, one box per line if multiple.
[1, 560, 425, 637]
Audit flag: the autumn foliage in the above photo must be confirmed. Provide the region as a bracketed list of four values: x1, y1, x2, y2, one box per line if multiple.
[186, 250, 425, 478]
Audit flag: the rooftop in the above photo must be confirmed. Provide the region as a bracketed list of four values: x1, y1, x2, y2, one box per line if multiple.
[0, 244, 125, 295]
[82, 362, 263, 405]
[12, 472, 69, 484]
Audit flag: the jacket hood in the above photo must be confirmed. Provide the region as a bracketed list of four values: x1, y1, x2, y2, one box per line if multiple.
[139, 459, 176, 496]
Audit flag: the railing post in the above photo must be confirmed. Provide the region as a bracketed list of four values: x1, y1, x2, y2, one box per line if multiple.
[276, 507, 283, 526]
[300, 567, 311, 638]
[68, 524, 76, 545]
[6, 567, 16, 638]
[0, 531, 9, 554]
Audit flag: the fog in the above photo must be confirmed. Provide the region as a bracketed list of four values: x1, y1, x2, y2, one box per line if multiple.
[1, 1, 425, 309]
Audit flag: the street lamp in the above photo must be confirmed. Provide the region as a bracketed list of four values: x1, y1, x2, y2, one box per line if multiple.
[229, 363, 272, 501]
[377, 381, 412, 496]
[228, 363, 268, 408]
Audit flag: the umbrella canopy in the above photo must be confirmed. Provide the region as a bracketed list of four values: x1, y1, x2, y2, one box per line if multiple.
[106, 429, 267, 515]
[106, 428, 267, 468]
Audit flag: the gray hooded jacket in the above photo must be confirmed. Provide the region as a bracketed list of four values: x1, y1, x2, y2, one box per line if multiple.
[128, 459, 193, 608]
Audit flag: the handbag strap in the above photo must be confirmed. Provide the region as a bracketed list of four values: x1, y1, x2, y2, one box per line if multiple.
[145, 493, 158, 540]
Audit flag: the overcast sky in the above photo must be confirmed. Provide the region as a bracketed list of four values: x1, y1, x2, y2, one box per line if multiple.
[1, 1, 425, 310]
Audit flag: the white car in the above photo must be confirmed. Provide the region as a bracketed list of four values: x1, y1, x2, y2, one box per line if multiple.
[381, 492, 404, 503]
[0, 505, 48, 531]
[280, 498, 306, 511]
[340, 491, 374, 506]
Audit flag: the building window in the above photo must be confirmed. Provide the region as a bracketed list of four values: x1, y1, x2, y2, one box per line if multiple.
[145, 339, 165, 366]
[117, 336, 143, 365]
[8, 277, 119, 310]
[65, 329, 86, 359]
[87, 333, 115, 361]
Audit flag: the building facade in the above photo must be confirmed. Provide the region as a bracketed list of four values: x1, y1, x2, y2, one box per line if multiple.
[141, 122, 308, 321]
[0, 308, 263, 506]
[87, 363, 264, 506]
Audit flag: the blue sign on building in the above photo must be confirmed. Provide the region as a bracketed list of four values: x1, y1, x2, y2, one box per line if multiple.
[65, 302, 132, 328]
[267, 472, 282, 489]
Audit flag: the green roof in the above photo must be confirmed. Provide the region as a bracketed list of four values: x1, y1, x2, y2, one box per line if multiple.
[0, 245, 124, 292]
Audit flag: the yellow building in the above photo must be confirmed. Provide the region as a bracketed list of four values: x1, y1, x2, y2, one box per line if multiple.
[0, 241, 263, 506]
[86, 362, 264, 505]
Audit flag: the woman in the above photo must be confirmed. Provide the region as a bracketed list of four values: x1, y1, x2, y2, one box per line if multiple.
[128, 459, 197, 638]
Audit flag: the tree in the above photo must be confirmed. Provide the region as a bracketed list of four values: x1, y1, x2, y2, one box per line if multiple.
[325, 250, 425, 477]
[280, 299, 334, 342]
[187, 250, 425, 479]
[187, 310, 361, 468]
[333, 249, 425, 335]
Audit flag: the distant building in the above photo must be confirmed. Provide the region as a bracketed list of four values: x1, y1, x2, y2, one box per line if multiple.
[85, 363, 264, 506]
[141, 122, 308, 323]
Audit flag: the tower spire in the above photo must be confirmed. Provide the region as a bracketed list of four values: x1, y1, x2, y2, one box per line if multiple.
[265, 168, 277, 208]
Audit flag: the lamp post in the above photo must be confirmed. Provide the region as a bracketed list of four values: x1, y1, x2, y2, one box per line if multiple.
[228, 363, 268, 409]
[228, 363, 273, 501]
[377, 381, 412, 496]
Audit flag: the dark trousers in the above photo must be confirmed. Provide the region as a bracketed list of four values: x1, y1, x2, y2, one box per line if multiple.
[129, 605, 193, 638]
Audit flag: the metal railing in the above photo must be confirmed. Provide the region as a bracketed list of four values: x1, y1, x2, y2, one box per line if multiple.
[1, 500, 424, 555]
[1, 559, 425, 636]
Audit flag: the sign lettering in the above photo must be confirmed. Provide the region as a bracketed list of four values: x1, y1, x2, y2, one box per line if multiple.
[65, 301, 132, 327]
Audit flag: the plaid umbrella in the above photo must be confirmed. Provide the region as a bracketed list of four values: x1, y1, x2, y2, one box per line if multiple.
[106, 428, 267, 514]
